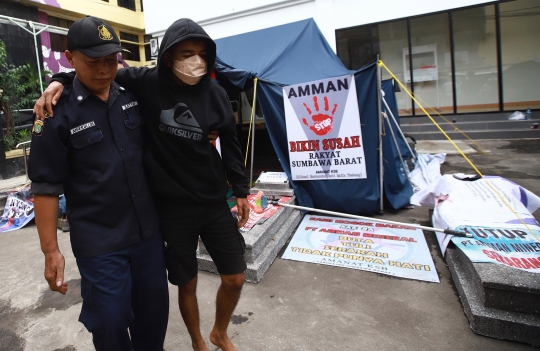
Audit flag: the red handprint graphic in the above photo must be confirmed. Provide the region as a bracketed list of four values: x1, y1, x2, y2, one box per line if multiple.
[302, 96, 338, 136]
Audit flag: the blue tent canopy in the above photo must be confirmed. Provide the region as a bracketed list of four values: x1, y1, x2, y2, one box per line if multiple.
[214, 19, 412, 215]
[215, 19, 351, 88]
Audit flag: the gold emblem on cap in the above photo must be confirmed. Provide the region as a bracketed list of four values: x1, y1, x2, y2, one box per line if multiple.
[98, 24, 113, 41]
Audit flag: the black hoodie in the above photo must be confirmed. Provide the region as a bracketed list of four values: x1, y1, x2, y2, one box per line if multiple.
[52, 19, 249, 205]
[47, 18, 249, 207]
[112, 18, 249, 205]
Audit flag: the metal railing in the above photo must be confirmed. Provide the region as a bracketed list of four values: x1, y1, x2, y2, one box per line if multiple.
[16, 141, 31, 180]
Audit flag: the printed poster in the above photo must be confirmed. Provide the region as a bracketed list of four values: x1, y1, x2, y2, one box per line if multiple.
[283, 75, 367, 181]
[451, 224, 540, 273]
[430, 175, 540, 273]
[0, 185, 35, 233]
[282, 214, 439, 283]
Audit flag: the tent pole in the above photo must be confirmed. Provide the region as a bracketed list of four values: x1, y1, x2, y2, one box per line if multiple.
[249, 114, 255, 188]
[382, 98, 414, 175]
[5, 17, 50, 94]
[268, 201, 471, 238]
[249, 78, 259, 188]
[376, 58, 384, 214]
[382, 97, 417, 163]
[382, 110, 414, 189]
[29, 22, 44, 94]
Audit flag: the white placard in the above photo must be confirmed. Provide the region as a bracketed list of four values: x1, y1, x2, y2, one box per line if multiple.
[283, 75, 367, 181]
[257, 172, 288, 183]
[282, 214, 440, 283]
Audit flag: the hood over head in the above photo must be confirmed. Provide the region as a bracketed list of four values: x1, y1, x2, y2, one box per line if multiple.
[157, 18, 216, 85]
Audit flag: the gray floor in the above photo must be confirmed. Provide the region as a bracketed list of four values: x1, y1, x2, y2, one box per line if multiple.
[0, 138, 539, 350]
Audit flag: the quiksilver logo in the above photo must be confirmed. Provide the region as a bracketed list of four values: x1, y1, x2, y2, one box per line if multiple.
[159, 102, 203, 141]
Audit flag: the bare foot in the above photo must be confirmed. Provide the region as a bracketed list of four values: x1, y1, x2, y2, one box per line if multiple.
[209, 329, 237, 351]
[192, 338, 209, 351]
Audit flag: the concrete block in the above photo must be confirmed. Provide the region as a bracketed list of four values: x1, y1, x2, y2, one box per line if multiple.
[476, 262, 540, 316]
[198, 196, 296, 263]
[446, 244, 540, 346]
[197, 208, 303, 283]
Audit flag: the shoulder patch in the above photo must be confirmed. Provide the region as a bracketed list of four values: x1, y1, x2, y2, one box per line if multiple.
[32, 119, 44, 136]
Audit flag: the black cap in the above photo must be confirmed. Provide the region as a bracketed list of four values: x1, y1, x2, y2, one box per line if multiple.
[67, 16, 129, 58]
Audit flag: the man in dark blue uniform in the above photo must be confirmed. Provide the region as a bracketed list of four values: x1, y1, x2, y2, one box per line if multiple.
[28, 16, 169, 351]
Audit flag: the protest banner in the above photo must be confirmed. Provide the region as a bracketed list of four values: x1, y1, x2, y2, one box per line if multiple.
[283, 75, 367, 181]
[428, 175, 540, 273]
[0, 185, 35, 233]
[452, 224, 540, 273]
[282, 214, 439, 283]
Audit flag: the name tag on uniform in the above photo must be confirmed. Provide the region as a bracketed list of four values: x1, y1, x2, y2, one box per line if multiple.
[71, 121, 96, 135]
[122, 101, 138, 110]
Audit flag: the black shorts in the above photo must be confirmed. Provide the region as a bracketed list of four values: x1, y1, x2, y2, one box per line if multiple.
[158, 201, 246, 286]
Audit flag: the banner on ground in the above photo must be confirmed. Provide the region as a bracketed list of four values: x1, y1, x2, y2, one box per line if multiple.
[429, 175, 540, 273]
[283, 75, 367, 181]
[0, 185, 35, 233]
[282, 214, 439, 283]
[452, 224, 540, 273]
[231, 194, 292, 233]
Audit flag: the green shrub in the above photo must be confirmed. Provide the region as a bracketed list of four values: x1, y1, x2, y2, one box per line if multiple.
[0, 39, 50, 146]
[4, 128, 32, 151]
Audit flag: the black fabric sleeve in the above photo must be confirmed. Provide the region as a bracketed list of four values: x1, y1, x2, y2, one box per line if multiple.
[50, 68, 149, 94]
[30, 182, 64, 196]
[50, 71, 75, 86]
[115, 67, 149, 98]
[215, 87, 250, 198]
[28, 104, 69, 196]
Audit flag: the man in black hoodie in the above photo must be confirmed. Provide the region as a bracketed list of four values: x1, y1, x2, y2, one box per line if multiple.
[35, 18, 250, 351]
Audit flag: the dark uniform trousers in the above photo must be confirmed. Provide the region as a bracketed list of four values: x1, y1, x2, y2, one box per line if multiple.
[76, 232, 169, 351]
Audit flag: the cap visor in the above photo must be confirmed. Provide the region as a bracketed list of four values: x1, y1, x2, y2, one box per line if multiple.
[78, 43, 126, 58]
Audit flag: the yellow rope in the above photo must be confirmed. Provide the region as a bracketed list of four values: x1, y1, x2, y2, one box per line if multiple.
[244, 78, 259, 166]
[378, 60, 538, 241]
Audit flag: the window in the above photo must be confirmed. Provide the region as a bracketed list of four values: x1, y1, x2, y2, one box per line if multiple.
[120, 32, 139, 43]
[120, 32, 140, 61]
[121, 44, 140, 61]
[453, 5, 499, 113]
[335, 0, 540, 116]
[500, 0, 540, 110]
[409, 13, 453, 114]
[144, 35, 153, 61]
[335, 26, 372, 70]
[118, 0, 136, 11]
[374, 20, 412, 116]
[48, 16, 74, 52]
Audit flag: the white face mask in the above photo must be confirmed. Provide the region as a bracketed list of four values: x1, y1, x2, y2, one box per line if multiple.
[172, 55, 207, 85]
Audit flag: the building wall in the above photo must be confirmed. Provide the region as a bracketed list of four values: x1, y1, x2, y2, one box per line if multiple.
[332, 0, 495, 30]
[29, 0, 145, 30]
[143, 0, 495, 52]
[142, 0, 538, 116]
[335, 0, 540, 114]
[3, 0, 151, 74]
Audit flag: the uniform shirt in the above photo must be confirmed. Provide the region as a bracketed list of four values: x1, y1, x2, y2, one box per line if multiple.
[29, 77, 160, 258]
